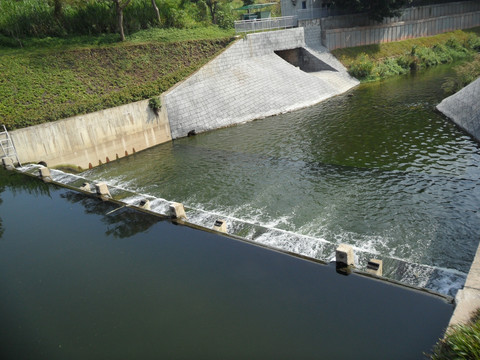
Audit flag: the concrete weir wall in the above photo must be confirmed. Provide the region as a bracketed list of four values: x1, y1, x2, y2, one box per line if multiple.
[164, 28, 358, 139]
[11, 98, 171, 169]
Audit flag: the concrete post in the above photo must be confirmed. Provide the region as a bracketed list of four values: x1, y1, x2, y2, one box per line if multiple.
[138, 199, 151, 210]
[366, 259, 383, 276]
[2, 157, 14, 170]
[95, 182, 112, 198]
[38, 167, 52, 182]
[79, 182, 91, 192]
[169, 202, 187, 220]
[213, 219, 227, 233]
[336, 244, 355, 266]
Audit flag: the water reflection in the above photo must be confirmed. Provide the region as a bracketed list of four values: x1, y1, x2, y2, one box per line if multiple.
[59, 191, 161, 239]
[0, 169, 52, 239]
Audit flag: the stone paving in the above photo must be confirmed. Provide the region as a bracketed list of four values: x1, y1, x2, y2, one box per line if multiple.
[164, 28, 359, 139]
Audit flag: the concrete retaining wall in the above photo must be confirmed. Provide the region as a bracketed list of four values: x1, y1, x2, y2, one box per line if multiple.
[164, 28, 358, 139]
[299, 1, 480, 50]
[322, 11, 480, 50]
[318, 1, 480, 29]
[11, 97, 171, 169]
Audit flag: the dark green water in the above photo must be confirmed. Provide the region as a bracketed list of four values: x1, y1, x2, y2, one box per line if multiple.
[35, 65, 480, 296]
[0, 170, 453, 359]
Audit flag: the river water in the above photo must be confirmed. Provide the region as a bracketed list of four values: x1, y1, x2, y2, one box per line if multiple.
[47, 65, 480, 296]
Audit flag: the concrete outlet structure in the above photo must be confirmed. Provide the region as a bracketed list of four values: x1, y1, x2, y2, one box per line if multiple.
[95, 183, 112, 199]
[336, 244, 355, 266]
[38, 167, 52, 182]
[169, 202, 187, 220]
[138, 199, 151, 211]
[212, 219, 227, 233]
[366, 259, 383, 276]
[79, 182, 92, 192]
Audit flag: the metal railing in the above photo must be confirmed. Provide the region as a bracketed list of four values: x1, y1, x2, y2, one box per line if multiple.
[234, 16, 298, 34]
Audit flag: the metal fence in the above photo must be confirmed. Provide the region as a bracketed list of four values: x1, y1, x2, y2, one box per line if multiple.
[234, 16, 298, 34]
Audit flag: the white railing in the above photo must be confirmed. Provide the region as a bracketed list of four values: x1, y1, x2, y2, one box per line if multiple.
[234, 16, 298, 34]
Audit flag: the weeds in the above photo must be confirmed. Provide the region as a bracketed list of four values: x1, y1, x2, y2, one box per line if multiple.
[430, 308, 480, 360]
[339, 29, 480, 82]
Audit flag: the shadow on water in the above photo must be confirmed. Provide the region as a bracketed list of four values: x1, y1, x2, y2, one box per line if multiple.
[59, 191, 160, 239]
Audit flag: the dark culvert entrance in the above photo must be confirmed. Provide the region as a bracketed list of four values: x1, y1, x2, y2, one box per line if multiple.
[275, 48, 337, 73]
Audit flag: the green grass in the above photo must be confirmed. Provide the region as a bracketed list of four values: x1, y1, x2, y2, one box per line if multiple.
[332, 27, 480, 82]
[0, 27, 235, 130]
[430, 308, 480, 359]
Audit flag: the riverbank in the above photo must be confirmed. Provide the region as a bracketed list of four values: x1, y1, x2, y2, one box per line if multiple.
[0, 27, 234, 130]
[332, 27, 480, 82]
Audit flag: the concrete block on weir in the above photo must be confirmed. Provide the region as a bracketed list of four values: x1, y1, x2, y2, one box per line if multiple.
[169, 202, 187, 220]
[2, 157, 15, 170]
[212, 219, 227, 233]
[138, 199, 151, 210]
[38, 167, 52, 182]
[366, 259, 383, 276]
[95, 182, 112, 199]
[79, 182, 92, 192]
[336, 244, 354, 266]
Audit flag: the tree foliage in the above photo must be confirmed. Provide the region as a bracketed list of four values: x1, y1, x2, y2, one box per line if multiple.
[332, 0, 410, 22]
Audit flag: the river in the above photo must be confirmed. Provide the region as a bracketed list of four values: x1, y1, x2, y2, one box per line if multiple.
[33, 64, 480, 297]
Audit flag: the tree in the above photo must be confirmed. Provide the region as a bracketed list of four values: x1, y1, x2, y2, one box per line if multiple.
[151, 0, 161, 24]
[108, 0, 132, 41]
[332, 0, 410, 22]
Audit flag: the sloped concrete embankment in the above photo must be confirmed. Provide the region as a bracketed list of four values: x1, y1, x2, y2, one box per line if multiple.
[164, 28, 359, 139]
[437, 77, 480, 142]
[437, 77, 480, 327]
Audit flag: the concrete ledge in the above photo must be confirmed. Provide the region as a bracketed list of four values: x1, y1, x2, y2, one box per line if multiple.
[449, 243, 480, 327]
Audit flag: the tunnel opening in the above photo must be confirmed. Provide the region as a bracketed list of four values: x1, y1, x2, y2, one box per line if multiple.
[275, 48, 337, 73]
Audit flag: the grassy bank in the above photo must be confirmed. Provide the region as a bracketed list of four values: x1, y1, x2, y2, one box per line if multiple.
[332, 27, 480, 83]
[0, 27, 234, 130]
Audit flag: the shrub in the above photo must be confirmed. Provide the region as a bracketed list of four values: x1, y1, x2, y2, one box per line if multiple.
[348, 53, 374, 79]
[375, 58, 408, 78]
[148, 96, 162, 115]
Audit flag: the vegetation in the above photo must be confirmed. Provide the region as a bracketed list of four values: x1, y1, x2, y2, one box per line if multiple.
[331, 0, 409, 22]
[0, 0, 244, 44]
[332, 28, 480, 83]
[430, 308, 480, 359]
[0, 28, 234, 130]
[148, 96, 162, 115]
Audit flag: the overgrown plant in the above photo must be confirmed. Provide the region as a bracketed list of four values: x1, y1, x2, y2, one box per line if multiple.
[430, 308, 480, 359]
[148, 96, 162, 115]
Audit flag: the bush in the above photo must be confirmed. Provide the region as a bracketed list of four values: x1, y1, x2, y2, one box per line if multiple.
[375, 58, 408, 78]
[348, 53, 374, 79]
[148, 96, 162, 114]
[442, 54, 480, 94]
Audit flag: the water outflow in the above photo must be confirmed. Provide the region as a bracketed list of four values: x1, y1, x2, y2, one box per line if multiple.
[27, 65, 480, 297]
